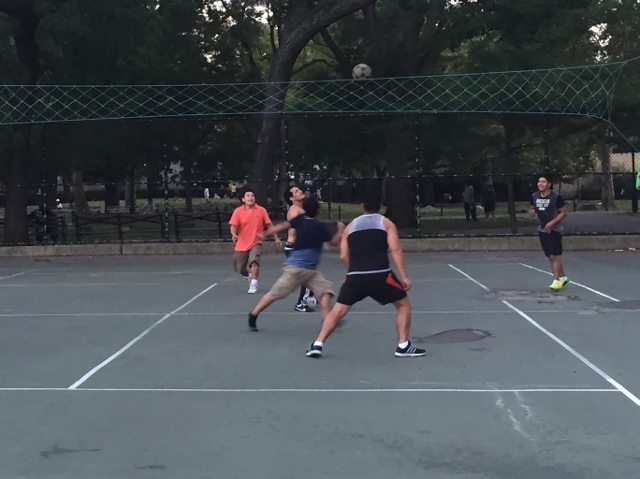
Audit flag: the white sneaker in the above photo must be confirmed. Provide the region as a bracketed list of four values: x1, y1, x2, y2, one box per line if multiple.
[248, 280, 257, 294]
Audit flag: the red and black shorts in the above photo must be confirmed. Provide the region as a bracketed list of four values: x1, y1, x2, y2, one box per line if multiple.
[336, 271, 407, 306]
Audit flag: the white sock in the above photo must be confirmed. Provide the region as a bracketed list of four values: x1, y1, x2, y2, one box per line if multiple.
[398, 340, 409, 349]
[559, 276, 567, 281]
[313, 341, 323, 347]
[250, 279, 257, 285]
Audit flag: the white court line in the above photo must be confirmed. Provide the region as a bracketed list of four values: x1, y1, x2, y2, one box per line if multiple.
[68, 282, 218, 390]
[0, 310, 587, 318]
[412, 279, 469, 282]
[0, 271, 32, 281]
[450, 265, 640, 408]
[448, 265, 490, 291]
[519, 263, 620, 302]
[0, 387, 618, 393]
[0, 283, 166, 287]
[29, 271, 226, 276]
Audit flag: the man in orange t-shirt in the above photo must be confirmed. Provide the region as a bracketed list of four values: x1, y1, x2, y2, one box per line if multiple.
[229, 188, 282, 293]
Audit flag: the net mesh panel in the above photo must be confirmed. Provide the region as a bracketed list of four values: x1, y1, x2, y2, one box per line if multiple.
[0, 61, 626, 125]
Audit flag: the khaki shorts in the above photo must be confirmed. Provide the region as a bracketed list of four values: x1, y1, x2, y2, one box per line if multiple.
[233, 244, 262, 276]
[268, 265, 333, 300]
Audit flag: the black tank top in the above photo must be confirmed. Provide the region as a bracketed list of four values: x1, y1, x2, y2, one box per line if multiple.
[347, 214, 390, 274]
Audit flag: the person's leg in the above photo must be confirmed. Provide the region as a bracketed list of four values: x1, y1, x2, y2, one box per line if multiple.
[247, 245, 262, 293]
[318, 302, 350, 340]
[549, 255, 564, 280]
[394, 296, 412, 343]
[234, 251, 249, 278]
[391, 296, 426, 357]
[248, 266, 300, 331]
[548, 233, 568, 289]
[464, 202, 471, 221]
[250, 293, 276, 317]
[295, 285, 313, 312]
[305, 273, 353, 357]
[471, 203, 477, 221]
[250, 261, 260, 280]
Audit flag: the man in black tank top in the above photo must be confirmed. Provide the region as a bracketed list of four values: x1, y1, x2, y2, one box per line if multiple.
[305, 189, 426, 359]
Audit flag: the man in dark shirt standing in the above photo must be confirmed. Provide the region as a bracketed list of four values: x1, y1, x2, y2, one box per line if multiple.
[305, 189, 426, 359]
[529, 174, 569, 291]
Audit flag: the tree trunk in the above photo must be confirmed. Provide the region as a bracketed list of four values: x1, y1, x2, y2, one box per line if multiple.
[598, 140, 616, 211]
[125, 169, 136, 213]
[2, 6, 41, 245]
[43, 149, 58, 211]
[250, 54, 293, 204]
[71, 170, 91, 215]
[276, 118, 289, 212]
[384, 175, 417, 229]
[104, 182, 120, 211]
[250, 0, 377, 205]
[503, 117, 518, 234]
[4, 126, 31, 245]
[181, 150, 194, 212]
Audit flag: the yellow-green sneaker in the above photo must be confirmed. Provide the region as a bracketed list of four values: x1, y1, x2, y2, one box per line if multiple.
[560, 277, 569, 287]
[549, 280, 564, 291]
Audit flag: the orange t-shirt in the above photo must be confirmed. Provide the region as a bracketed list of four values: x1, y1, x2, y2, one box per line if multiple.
[229, 204, 272, 252]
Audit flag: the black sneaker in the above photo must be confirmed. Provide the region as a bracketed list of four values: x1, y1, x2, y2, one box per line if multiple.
[395, 341, 426, 358]
[248, 313, 258, 332]
[294, 304, 314, 313]
[305, 343, 323, 358]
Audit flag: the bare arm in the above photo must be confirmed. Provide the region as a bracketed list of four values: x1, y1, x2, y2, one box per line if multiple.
[328, 221, 346, 247]
[259, 221, 291, 239]
[384, 217, 411, 291]
[543, 206, 567, 232]
[230, 225, 239, 243]
[339, 223, 351, 267]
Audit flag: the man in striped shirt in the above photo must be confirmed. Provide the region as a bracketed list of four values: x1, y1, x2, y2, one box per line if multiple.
[305, 189, 426, 359]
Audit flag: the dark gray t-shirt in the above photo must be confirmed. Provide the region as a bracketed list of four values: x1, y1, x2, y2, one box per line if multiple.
[531, 191, 565, 232]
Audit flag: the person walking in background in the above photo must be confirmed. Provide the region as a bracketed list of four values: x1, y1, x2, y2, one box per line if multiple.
[229, 188, 282, 294]
[480, 179, 496, 220]
[462, 182, 477, 222]
[529, 173, 569, 291]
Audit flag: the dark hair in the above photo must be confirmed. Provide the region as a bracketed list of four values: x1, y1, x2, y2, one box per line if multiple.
[537, 173, 553, 185]
[302, 195, 320, 218]
[282, 184, 301, 207]
[240, 187, 254, 200]
[362, 188, 382, 213]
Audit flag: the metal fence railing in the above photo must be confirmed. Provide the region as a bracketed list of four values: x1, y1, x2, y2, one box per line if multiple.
[0, 173, 638, 245]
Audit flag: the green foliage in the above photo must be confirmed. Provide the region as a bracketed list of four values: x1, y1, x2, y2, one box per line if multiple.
[1, 0, 638, 187]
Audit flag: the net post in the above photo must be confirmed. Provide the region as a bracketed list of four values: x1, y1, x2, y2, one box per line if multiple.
[633, 151, 638, 213]
[415, 115, 421, 236]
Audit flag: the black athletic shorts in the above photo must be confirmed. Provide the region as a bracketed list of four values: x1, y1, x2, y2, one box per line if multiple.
[539, 231, 563, 257]
[336, 271, 407, 306]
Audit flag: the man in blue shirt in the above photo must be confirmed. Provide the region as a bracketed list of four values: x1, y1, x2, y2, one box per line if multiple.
[247, 195, 345, 332]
